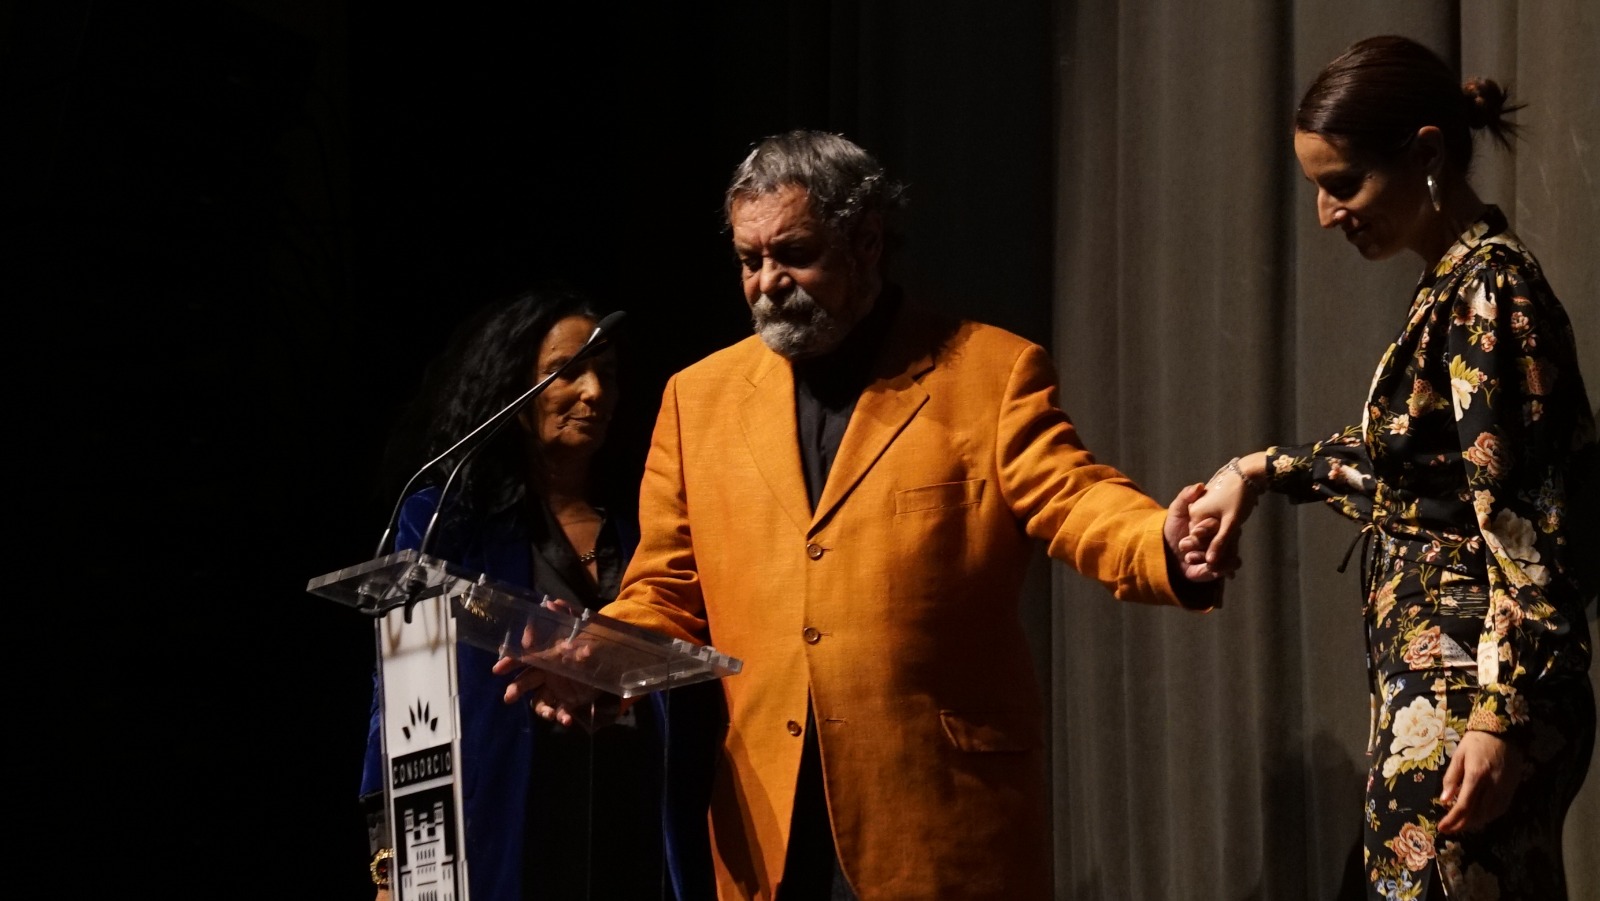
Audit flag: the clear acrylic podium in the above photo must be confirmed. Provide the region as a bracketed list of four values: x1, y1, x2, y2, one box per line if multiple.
[309, 549, 741, 900]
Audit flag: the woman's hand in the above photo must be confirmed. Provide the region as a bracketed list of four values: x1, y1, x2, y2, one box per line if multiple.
[493, 634, 603, 727]
[1438, 730, 1525, 834]
[491, 596, 609, 728]
[1180, 451, 1268, 578]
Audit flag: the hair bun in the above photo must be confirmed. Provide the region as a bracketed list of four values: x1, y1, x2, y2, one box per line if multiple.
[1462, 78, 1509, 128]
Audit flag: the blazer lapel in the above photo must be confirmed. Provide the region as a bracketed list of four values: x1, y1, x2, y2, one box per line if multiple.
[738, 349, 814, 538]
[812, 306, 937, 527]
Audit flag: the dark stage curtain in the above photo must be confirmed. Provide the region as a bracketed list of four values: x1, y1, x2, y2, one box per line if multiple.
[1051, 3, 1599, 899]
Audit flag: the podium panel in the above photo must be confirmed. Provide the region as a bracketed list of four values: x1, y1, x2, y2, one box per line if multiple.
[309, 549, 741, 900]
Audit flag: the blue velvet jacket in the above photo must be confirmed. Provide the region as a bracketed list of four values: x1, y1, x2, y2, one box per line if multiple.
[359, 487, 718, 901]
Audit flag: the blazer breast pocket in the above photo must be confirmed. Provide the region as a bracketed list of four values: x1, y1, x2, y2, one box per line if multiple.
[894, 479, 984, 516]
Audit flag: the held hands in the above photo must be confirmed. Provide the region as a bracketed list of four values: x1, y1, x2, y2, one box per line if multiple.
[1164, 483, 1225, 583]
[1438, 730, 1525, 834]
[1171, 453, 1268, 581]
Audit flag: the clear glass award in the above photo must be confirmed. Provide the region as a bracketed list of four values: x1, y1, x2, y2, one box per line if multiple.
[308, 549, 741, 697]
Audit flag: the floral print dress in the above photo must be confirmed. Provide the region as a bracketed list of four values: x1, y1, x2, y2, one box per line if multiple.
[1263, 207, 1596, 901]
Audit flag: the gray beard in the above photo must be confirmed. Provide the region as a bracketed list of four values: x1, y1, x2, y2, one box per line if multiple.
[750, 285, 852, 359]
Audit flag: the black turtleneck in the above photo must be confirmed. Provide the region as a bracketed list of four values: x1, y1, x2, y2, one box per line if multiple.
[792, 285, 902, 511]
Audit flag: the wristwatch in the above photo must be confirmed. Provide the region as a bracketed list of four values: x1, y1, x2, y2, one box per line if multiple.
[370, 847, 394, 889]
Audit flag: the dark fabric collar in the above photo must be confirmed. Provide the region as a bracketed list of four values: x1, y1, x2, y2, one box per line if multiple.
[791, 283, 903, 405]
[791, 285, 903, 508]
[1425, 204, 1511, 282]
[524, 497, 622, 610]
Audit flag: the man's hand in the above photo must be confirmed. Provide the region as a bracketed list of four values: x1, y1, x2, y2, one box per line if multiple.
[1438, 730, 1524, 834]
[1178, 454, 1265, 578]
[1165, 483, 1224, 583]
[492, 638, 604, 726]
[490, 597, 609, 728]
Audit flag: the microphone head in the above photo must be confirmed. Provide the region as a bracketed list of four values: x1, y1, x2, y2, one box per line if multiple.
[592, 310, 626, 338]
[580, 310, 627, 357]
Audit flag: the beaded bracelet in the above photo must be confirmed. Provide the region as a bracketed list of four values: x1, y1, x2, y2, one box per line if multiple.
[1211, 456, 1264, 494]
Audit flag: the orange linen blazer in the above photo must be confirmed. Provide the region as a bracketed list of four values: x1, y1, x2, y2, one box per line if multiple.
[601, 298, 1210, 901]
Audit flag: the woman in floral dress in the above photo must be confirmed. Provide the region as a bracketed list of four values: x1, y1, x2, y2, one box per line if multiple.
[1186, 35, 1595, 901]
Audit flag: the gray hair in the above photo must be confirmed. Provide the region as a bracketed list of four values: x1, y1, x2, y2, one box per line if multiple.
[724, 129, 906, 240]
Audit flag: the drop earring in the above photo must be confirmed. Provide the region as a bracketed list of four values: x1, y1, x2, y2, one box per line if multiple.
[1427, 174, 1442, 213]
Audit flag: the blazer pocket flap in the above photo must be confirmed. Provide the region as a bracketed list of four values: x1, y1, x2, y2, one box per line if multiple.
[939, 707, 1042, 752]
[896, 479, 985, 515]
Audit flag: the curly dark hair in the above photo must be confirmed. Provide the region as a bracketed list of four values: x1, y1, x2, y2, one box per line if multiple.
[1295, 34, 1524, 175]
[381, 284, 609, 523]
[724, 129, 907, 244]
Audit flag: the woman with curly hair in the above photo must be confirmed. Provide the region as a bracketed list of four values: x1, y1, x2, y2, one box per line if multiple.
[358, 285, 714, 901]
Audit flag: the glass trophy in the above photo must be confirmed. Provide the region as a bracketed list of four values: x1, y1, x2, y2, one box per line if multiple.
[309, 548, 741, 696]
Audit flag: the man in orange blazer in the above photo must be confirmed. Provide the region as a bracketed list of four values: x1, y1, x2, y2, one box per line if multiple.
[506, 130, 1223, 900]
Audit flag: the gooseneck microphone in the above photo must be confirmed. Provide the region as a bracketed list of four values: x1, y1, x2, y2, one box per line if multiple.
[372, 310, 627, 562]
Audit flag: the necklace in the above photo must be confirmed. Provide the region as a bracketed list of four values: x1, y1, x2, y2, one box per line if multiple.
[577, 547, 597, 564]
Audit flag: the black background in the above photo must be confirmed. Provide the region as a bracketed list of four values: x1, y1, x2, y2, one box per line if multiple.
[6, 2, 1051, 895]
[8, 4, 774, 895]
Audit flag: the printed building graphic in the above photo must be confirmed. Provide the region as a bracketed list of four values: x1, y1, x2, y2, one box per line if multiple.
[397, 796, 459, 901]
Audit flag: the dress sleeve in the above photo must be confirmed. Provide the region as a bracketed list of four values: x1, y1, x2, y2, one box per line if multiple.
[1263, 425, 1376, 526]
[1447, 263, 1577, 736]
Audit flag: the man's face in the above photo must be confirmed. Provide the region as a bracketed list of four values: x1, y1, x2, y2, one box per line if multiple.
[730, 184, 881, 359]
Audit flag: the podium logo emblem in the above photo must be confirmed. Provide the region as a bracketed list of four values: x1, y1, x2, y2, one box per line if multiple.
[402, 699, 439, 740]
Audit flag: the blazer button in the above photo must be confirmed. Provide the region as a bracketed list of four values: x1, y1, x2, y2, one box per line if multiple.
[806, 542, 824, 560]
[802, 627, 821, 644]
[787, 720, 803, 737]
